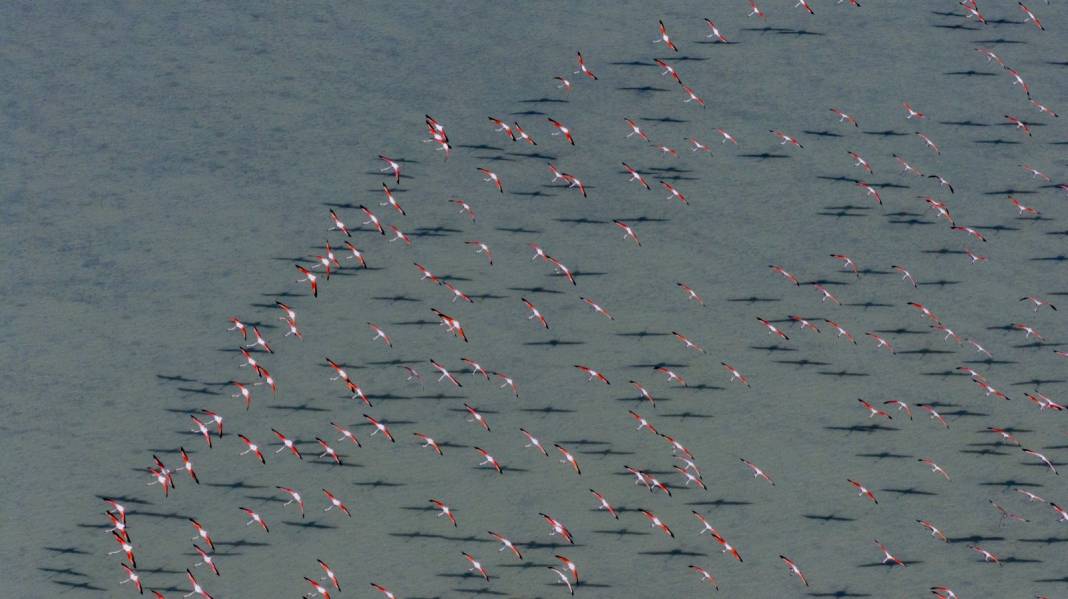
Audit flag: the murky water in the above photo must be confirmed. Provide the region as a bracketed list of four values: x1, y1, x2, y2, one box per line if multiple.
[4, 2, 1067, 597]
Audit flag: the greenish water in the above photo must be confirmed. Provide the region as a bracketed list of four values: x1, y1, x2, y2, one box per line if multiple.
[3, 2, 1067, 598]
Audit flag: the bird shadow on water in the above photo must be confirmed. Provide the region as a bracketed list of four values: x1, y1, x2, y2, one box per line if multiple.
[880, 487, 937, 497]
[974, 38, 1027, 45]
[638, 547, 707, 558]
[824, 424, 895, 434]
[774, 358, 831, 368]
[742, 26, 825, 36]
[817, 371, 872, 380]
[932, 23, 980, 31]
[807, 590, 872, 598]
[39, 566, 90, 578]
[857, 559, 923, 568]
[639, 115, 687, 124]
[49, 579, 106, 592]
[591, 526, 650, 538]
[862, 130, 908, 137]
[738, 152, 790, 160]
[803, 513, 855, 523]
[726, 296, 780, 303]
[855, 452, 912, 461]
[278, 519, 336, 530]
[519, 405, 576, 416]
[44, 545, 93, 556]
[391, 531, 493, 543]
[506, 151, 557, 161]
[615, 85, 671, 94]
[687, 497, 751, 508]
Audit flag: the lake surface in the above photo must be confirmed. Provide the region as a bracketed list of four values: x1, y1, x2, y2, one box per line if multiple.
[3, 2, 1067, 597]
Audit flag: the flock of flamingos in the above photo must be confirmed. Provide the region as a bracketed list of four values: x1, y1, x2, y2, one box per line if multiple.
[89, 2, 1068, 598]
